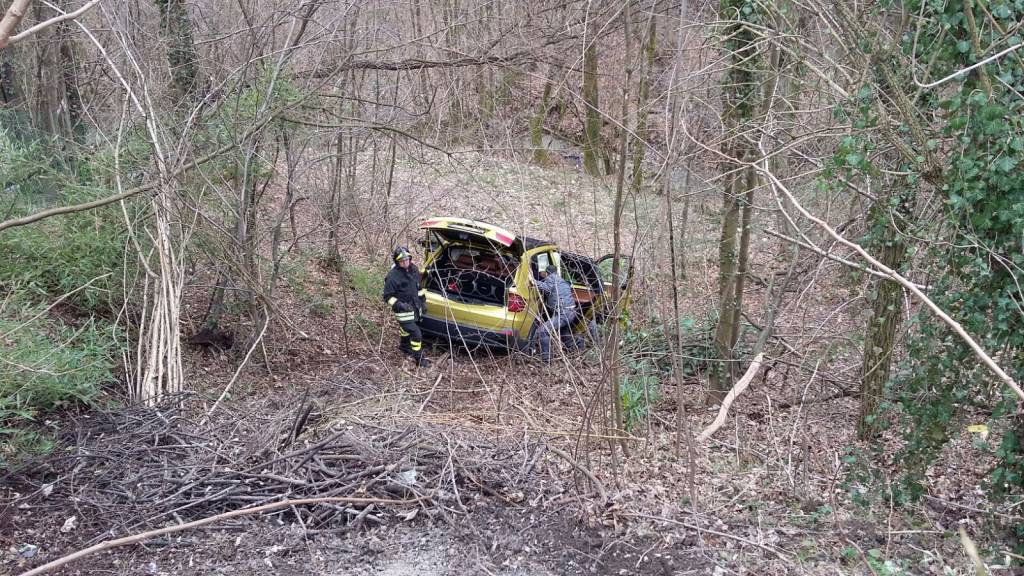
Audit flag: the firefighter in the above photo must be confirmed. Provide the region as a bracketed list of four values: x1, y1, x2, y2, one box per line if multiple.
[383, 246, 430, 367]
[533, 264, 578, 362]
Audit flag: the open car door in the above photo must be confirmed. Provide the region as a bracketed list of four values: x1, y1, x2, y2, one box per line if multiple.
[558, 251, 603, 309]
[593, 254, 633, 318]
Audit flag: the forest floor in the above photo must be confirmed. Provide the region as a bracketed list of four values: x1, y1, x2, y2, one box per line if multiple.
[2, 148, 1015, 575]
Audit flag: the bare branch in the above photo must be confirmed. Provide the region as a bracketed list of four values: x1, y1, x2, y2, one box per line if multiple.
[0, 0, 31, 50]
[913, 41, 1024, 89]
[762, 228, 929, 289]
[296, 50, 542, 78]
[0, 142, 232, 233]
[756, 144, 1024, 402]
[6, 0, 100, 47]
[0, 107, 286, 234]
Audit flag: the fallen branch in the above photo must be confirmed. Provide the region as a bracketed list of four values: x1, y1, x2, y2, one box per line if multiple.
[417, 372, 446, 415]
[545, 445, 608, 505]
[17, 496, 425, 576]
[697, 353, 764, 442]
[958, 525, 990, 576]
[623, 511, 793, 565]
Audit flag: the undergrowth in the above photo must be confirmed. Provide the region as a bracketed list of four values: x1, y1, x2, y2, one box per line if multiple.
[618, 315, 714, 431]
[0, 129, 130, 465]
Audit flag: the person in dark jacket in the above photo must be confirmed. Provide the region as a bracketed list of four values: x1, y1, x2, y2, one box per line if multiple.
[533, 264, 577, 362]
[383, 246, 430, 367]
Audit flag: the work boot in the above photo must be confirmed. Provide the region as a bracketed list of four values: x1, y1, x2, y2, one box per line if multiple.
[414, 353, 431, 368]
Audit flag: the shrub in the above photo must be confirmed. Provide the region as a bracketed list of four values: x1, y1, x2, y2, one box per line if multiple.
[620, 372, 660, 432]
[0, 126, 131, 466]
[0, 129, 133, 315]
[0, 188, 129, 314]
[346, 263, 387, 301]
[616, 315, 714, 432]
[0, 301, 121, 466]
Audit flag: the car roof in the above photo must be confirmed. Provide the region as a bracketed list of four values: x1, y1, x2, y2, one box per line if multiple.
[522, 236, 554, 250]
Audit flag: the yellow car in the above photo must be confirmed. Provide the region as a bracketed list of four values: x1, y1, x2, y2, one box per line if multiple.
[417, 217, 631, 351]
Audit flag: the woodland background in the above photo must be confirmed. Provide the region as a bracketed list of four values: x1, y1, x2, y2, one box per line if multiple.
[0, 0, 1022, 573]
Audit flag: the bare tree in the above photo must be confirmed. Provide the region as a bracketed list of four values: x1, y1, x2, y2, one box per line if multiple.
[708, 0, 763, 402]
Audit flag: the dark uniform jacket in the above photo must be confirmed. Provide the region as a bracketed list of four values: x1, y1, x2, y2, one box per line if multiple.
[537, 272, 576, 314]
[383, 264, 424, 313]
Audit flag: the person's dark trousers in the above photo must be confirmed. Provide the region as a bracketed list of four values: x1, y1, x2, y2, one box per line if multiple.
[538, 308, 577, 362]
[395, 308, 426, 364]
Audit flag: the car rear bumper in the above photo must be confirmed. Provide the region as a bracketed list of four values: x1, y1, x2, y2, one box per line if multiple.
[419, 314, 528, 350]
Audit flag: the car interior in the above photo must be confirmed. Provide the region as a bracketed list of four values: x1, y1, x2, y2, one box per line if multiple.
[423, 244, 519, 306]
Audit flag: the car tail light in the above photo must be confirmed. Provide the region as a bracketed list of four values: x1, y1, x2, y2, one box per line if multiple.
[507, 293, 526, 312]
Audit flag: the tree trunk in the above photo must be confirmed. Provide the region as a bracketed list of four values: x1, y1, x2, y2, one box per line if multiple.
[57, 17, 84, 146]
[709, 169, 742, 400]
[442, 0, 463, 132]
[530, 70, 554, 165]
[678, 166, 691, 279]
[327, 126, 344, 266]
[730, 169, 756, 348]
[708, 0, 760, 402]
[202, 271, 230, 333]
[0, 49, 19, 106]
[582, 15, 602, 177]
[1, 35, 28, 140]
[32, 2, 63, 140]
[605, 0, 634, 455]
[156, 0, 202, 104]
[630, 16, 656, 191]
[858, 189, 911, 439]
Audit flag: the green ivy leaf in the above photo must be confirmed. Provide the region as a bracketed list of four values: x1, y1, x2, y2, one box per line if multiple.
[995, 156, 1018, 172]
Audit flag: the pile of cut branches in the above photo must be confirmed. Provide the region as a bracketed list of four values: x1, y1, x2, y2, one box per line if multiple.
[5, 393, 522, 539]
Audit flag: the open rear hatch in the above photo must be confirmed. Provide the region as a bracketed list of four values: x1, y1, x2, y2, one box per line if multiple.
[419, 218, 528, 339]
[420, 217, 523, 307]
[419, 217, 523, 254]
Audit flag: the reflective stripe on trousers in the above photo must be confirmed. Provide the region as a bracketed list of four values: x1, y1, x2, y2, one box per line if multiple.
[395, 307, 423, 359]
